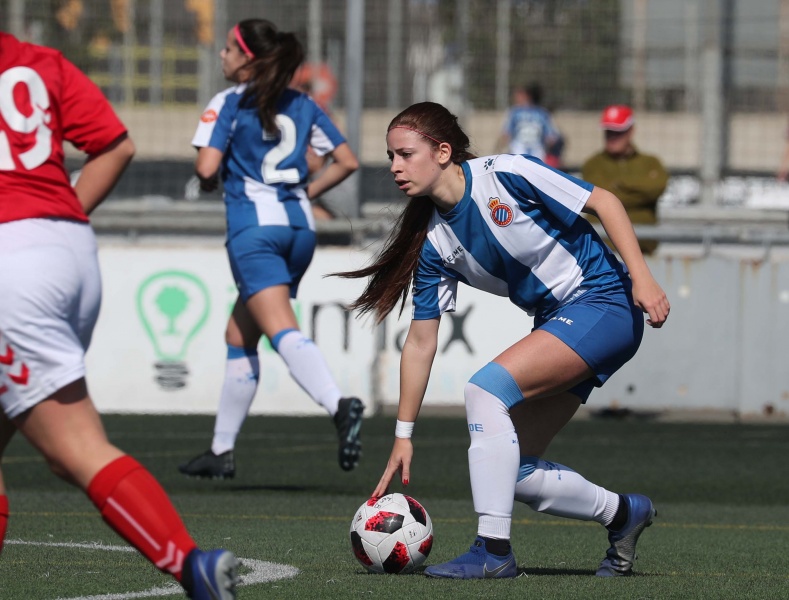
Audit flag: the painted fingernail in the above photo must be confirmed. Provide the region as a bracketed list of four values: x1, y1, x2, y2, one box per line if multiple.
[403, 479, 409, 485]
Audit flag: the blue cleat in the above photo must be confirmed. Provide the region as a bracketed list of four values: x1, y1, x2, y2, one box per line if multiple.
[596, 493, 657, 577]
[185, 548, 239, 599]
[424, 537, 517, 579]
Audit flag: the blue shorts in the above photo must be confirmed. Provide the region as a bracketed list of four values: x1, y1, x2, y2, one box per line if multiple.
[226, 226, 316, 302]
[534, 285, 644, 402]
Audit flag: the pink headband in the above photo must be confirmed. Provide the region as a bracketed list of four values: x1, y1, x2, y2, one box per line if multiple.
[233, 24, 254, 58]
[390, 126, 443, 145]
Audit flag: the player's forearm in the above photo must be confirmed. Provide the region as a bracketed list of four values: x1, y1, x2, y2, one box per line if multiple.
[307, 161, 353, 199]
[397, 322, 438, 423]
[307, 143, 359, 199]
[75, 135, 135, 215]
[585, 187, 653, 281]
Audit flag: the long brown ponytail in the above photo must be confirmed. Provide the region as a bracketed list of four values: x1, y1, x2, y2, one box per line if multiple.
[235, 19, 304, 135]
[336, 102, 475, 323]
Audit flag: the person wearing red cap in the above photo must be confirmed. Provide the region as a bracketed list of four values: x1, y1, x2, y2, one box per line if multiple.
[582, 105, 668, 254]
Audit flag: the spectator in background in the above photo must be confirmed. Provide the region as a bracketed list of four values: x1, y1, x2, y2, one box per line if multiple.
[496, 83, 564, 167]
[0, 31, 238, 599]
[582, 105, 668, 255]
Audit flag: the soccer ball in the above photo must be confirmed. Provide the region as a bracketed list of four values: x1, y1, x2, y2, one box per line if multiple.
[349, 493, 433, 574]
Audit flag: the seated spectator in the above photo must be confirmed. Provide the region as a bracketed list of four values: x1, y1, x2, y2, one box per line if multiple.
[582, 105, 668, 255]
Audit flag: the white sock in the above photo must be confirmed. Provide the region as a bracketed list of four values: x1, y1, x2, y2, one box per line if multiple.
[514, 456, 620, 525]
[273, 329, 342, 415]
[465, 363, 523, 541]
[211, 346, 260, 455]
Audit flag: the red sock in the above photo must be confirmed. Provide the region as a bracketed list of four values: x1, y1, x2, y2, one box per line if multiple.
[0, 495, 8, 555]
[87, 456, 197, 581]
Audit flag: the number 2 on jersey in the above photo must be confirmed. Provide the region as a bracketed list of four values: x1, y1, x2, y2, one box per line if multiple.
[261, 114, 300, 184]
[0, 66, 53, 171]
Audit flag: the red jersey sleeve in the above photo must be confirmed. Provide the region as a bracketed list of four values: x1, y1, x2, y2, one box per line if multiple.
[58, 55, 127, 154]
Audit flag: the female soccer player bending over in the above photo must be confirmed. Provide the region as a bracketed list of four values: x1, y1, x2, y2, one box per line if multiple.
[337, 101, 670, 579]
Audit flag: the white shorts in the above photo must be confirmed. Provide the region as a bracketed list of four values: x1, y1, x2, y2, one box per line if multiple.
[0, 219, 101, 418]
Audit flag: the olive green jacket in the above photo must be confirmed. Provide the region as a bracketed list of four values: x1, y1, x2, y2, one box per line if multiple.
[581, 146, 669, 226]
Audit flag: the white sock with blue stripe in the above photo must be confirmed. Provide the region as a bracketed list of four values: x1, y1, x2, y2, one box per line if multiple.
[465, 362, 523, 541]
[271, 328, 342, 415]
[212, 345, 260, 455]
[514, 456, 619, 525]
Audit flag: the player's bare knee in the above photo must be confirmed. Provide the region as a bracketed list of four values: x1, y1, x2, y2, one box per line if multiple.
[43, 455, 77, 485]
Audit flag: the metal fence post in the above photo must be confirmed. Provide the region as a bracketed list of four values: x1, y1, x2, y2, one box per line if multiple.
[344, 0, 364, 219]
[9, 0, 25, 36]
[699, 0, 730, 206]
[387, 0, 403, 110]
[495, 0, 511, 112]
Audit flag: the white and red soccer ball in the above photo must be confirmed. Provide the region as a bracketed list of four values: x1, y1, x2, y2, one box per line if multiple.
[350, 493, 433, 574]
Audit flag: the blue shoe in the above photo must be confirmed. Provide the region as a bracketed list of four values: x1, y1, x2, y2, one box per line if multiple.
[596, 494, 656, 577]
[185, 548, 239, 599]
[424, 537, 517, 579]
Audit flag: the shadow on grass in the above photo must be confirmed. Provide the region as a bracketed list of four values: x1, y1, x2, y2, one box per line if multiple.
[519, 567, 658, 577]
[519, 567, 593, 577]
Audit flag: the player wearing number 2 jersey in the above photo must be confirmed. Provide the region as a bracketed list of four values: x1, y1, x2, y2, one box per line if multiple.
[0, 33, 238, 599]
[179, 19, 364, 480]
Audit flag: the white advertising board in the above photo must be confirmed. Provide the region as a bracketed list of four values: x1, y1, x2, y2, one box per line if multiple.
[87, 238, 534, 415]
[86, 238, 789, 419]
[88, 239, 375, 415]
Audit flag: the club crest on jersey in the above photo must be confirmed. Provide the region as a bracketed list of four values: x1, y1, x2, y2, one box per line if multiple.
[488, 197, 513, 227]
[200, 109, 218, 123]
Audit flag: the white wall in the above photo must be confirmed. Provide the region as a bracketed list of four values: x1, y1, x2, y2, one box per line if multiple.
[87, 238, 789, 419]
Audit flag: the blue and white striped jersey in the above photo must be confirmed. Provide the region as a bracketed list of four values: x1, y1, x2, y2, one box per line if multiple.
[412, 154, 630, 320]
[192, 85, 346, 238]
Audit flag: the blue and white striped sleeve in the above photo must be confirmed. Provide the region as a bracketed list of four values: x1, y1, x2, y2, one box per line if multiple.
[191, 87, 236, 149]
[412, 240, 458, 320]
[309, 101, 346, 157]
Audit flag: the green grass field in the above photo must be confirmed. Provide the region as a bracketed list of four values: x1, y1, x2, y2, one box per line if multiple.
[1, 413, 788, 599]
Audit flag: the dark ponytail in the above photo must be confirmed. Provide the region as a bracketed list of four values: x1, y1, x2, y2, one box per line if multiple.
[335, 102, 475, 323]
[236, 19, 304, 135]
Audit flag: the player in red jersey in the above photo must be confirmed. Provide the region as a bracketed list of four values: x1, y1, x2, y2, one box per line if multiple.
[0, 33, 238, 599]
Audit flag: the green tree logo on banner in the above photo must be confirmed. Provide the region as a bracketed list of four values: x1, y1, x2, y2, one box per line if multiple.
[156, 286, 190, 335]
[136, 270, 210, 389]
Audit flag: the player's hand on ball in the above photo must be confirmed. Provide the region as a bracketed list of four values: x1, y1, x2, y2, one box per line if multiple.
[373, 437, 413, 498]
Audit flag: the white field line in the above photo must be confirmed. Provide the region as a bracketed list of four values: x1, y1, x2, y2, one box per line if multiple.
[5, 539, 299, 600]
